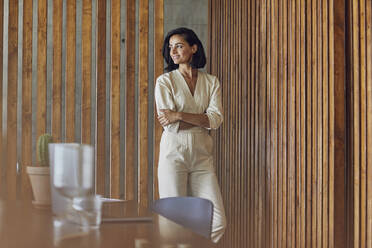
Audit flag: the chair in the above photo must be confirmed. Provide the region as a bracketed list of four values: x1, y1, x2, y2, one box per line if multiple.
[151, 197, 213, 239]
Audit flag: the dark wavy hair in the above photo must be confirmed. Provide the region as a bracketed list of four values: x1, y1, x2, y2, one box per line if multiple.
[162, 27, 206, 72]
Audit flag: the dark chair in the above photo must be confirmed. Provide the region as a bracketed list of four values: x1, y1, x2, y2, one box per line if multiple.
[151, 197, 214, 239]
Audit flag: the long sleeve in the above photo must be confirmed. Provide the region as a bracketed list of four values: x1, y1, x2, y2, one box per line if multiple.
[155, 78, 180, 133]
[205, 78, 223, 130]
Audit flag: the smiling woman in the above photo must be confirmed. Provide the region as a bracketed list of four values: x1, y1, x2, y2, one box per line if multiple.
[155, 27, 226, 243]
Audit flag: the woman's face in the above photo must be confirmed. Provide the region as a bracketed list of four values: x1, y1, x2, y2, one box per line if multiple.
[169, 34, 197, 66]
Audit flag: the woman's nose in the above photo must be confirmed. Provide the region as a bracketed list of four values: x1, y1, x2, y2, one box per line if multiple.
[170, 47, 176, 54]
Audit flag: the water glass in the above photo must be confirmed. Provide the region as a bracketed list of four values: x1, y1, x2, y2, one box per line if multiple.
[71, 195, 103, 228]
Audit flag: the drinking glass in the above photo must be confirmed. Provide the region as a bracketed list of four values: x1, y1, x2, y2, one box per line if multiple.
[51, 143, 98, 226]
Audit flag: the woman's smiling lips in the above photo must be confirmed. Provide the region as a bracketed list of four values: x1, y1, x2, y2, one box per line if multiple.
[172, 55, 180, 60]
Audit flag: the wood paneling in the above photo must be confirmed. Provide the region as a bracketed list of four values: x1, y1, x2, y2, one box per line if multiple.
[0, 0, 3, 194]
[37, 0, 47, 138]
[332, 0, 345, 246]
[52, 0, 62, 142]
[21, 0, 33, 198]
[65, 0, 76, 142]
[81, 0, 92, 145]
[110, 0, 120, 198]
[153, 0, 164, 201]
[138, 0, 149, 207]
[125, 0, 136, 201]
[0, 0, 163, 205]
[348, 0, 372, 247]
[6, 0, 18, 200]
[96, 0, 106, 195]
[209, 0, 346, 247]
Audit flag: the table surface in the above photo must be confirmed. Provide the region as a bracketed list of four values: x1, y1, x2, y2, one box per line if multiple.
[0, 200, 217, 248]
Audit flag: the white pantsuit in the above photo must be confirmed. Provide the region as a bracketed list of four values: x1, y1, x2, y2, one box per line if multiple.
[155, 69, 227, 243]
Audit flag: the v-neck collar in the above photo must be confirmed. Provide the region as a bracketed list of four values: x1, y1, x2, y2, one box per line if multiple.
[176, 69, 199, 98]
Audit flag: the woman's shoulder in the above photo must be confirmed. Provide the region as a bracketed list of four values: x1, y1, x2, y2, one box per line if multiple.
[198, 70, 219, 85]
[156, 70, 178, 83]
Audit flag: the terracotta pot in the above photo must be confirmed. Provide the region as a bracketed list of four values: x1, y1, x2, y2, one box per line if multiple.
[26, 166, 51, 208]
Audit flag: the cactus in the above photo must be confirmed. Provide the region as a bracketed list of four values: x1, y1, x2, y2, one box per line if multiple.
[36, 134, 53, 166]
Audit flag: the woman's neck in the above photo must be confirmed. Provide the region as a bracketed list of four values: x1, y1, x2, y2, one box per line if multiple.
[178, 64, 197, 79]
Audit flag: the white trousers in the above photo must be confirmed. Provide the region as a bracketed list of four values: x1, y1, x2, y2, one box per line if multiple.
[158, 128, 227, 243]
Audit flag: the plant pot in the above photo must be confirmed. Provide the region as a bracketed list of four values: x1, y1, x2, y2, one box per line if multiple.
[26, 166, 51, 208]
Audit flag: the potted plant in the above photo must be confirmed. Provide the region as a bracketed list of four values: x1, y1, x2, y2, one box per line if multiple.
[26, 133, 53, 208]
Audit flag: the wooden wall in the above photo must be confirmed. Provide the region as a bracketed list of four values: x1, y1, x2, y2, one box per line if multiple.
[0, 0, 163, 206]
[347, 0, 372, 247]
[209, 0, 350, 247]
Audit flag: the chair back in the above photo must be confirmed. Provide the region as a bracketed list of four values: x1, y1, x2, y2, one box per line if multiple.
[152, 197, 213, 239]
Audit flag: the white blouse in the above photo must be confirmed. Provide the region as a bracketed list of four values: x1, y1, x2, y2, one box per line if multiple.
[155, 69, 223, 133]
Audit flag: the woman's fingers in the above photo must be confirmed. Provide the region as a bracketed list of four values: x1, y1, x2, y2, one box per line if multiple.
[158, 115, 169, 126]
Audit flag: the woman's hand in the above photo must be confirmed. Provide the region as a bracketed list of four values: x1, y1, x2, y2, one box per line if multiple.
[158, 109, 181, 126]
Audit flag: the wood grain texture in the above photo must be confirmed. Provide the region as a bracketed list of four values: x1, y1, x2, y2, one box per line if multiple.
[96, 0, 106, 196]
[6, 0, 18, 200]
[138, 0, 149, 207]
[352, 0, 361, 247]
[0, 0, 3, 195]
[21, 0, 33, 198]
[110, 0, 121, 198]
[347, 0, 372, 247]
[65, 0, 76, 142]
[125, 0, 135, 201]
[153, 0, 164, 201]
[52, 0, 62, 142]
[328, 0, 336, 246]
[37, 0, 47, 138]
[366, 2, 372, 247]
[82, 0, 92, 145]
[209, 0, 341, 247]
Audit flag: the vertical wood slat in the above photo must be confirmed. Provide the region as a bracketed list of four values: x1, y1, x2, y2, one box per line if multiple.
[278, 0, 284, 246]
[348, 0, 372, 247]
[322, 0, 329, 246]
[270, 0, 278, 246]
[52, 0, 62, 142]
[288, 0, 296, 245]
[366, 1, 372, 247]
[253, 0, 258, 244]
[125, 0, 135, 201]
[6, 0, 19, 200]
[359, 1, 367, 247]
[110, 0, 121, 198]
[231, 0, 236, 246]
[316, 0, 323, 246]
[241, 0, 248, 246]
[305, 0, 312, 246]
[37, 0, 47, 139]
[21, 0, 33, 198]
[222, 0, 228, 244]
[81, 0, 92, 145]
[210, 0, 341, 247]
[282, 0, 288, 246]
[65, 0, 76, 142]
[0, 0, 3, 195]
[311, 0, 318, 246]
[328, 0, 336, 246]
[96, 0, 106, 195]
[333, 0, 347, 246]
[153, 0, 164, 201]
[299, 0, 306, 246]
[138, 0, 149, 207]
[295, 0, 302, 245]
[352, 0, 360, 247]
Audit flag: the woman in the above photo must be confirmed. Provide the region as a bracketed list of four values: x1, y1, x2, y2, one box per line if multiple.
[155, 27, 226, 243]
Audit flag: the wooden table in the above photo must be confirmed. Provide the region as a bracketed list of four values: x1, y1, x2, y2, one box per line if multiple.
[0, 200, 216, 248]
